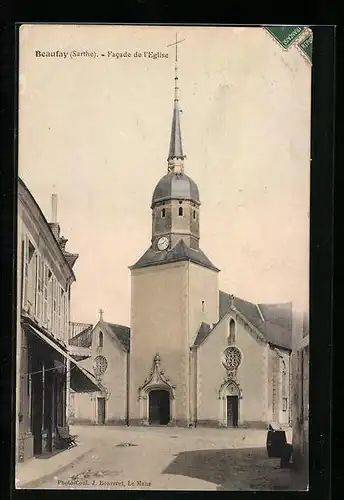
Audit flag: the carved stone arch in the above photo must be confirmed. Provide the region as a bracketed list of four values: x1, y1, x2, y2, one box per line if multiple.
[218, 378, 242, 400]
[218, 378, 242, 427]
[138, 353, 176, 425]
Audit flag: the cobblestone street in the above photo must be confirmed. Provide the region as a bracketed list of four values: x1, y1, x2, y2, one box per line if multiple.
[29, 425, 306, 491]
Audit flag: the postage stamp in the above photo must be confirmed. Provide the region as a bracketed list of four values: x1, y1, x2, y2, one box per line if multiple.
[264, 26, 306, 49]
[297, 32, 313, 64]
[15, 24, 311, 491]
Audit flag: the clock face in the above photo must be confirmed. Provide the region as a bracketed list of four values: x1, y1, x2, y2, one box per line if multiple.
[157, 236, 169, 251]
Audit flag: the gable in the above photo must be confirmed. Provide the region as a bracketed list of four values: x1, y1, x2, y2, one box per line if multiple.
[196, 311, 267, 367]
[219, 291, 292, 350]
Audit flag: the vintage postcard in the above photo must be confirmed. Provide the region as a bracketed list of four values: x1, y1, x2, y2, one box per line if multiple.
[16, 24, 311, 491]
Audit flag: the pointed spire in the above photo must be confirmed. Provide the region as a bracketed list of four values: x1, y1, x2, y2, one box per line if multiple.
[167, 34, 186, 170]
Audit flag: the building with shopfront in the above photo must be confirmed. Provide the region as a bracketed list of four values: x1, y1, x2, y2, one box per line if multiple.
[16, 178, 100, 463]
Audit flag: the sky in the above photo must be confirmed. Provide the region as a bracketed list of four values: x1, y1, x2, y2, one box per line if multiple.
[19, 25, 311, 325]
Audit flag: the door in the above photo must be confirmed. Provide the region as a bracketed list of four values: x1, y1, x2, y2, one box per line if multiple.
[97, 397, 106, 424]
[44, 366, 53, 452]
[226, 396, 239, 427]
[149, 390, 170, 425]
[31, 359, 43, 455]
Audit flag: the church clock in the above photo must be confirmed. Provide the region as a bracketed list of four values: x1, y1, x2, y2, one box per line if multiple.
[157, 236, 169, 251]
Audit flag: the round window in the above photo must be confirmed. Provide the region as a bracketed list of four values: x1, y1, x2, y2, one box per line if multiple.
[221, 346, 242, 371]
[94, 355, 108, 376]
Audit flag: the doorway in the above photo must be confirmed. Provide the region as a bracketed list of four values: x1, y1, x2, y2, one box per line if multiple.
[226, 396, 239, 427]
[149, 390, 170, 425]
[31, 357, 43, 456]
[97, 397, 106, 424]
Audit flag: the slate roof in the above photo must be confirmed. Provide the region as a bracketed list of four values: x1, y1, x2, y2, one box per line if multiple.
[193, 322, 212, 347]
[130, 239, 220, 272]
[219, 291, 292, 350]
[105, 322, 131, 352]
[193, 291, 292, 349]
[152, 172, 200, 206]
[69, 322, 130, 352]
[168, 97, 184, 161]
[69, 325, 93, 347]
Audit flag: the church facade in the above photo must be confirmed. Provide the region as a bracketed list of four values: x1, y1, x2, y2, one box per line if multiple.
[70, 49, 292, 429]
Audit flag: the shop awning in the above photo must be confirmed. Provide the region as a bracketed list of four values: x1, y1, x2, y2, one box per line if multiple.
[24, 323, 101, 393]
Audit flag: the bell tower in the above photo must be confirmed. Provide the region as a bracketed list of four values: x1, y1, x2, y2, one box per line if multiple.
[129, 34, 220, 427]
[151, 34, 200, 251]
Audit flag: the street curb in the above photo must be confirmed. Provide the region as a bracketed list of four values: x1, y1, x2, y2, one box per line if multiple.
[16, 447, 95, 489]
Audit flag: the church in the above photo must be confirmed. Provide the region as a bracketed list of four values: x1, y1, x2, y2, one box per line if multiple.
[69, 44, 292, 430]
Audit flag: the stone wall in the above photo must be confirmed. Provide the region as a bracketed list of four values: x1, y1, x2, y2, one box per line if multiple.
[197, 312, 267, 427]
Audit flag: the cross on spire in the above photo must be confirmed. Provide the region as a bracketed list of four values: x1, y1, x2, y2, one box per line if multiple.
[99, 308, 104, 320]
[167, 33, 186, 102]
[167, 33, 186, 62]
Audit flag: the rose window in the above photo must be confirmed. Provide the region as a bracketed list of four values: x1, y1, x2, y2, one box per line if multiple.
[221, 347, 242, 371]
[94, 355, 108, 376]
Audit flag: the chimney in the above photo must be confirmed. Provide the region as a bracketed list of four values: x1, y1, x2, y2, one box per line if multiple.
[49, 189, 61, 240]
[51, 192, 58, 223]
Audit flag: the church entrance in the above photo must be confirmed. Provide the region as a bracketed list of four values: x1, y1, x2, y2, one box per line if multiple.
[97, 397, 106, 424]
[226, 396, 239, 427]
[148, 390, 170, 425]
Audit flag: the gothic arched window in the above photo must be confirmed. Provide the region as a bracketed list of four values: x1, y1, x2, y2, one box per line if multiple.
[178, 206, 183, 216]
[98, 331, 103, 348]
[228, 318, 236, 344]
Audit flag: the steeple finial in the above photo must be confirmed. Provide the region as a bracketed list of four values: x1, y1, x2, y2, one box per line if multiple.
[167, 33, 186, 170]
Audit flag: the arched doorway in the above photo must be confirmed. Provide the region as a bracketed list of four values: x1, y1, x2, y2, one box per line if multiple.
[138, 353, 176, 425]
[219, 379, 241, 427]
[149, 389, 170, 425]
[226, 395, 239, 427]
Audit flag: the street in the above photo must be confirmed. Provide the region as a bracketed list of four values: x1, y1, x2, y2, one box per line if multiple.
[35, 425, 302, 491]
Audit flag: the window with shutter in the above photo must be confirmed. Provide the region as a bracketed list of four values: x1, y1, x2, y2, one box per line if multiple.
[43, 264, 48, 325]
[35, 254, 43, 319]
[34, 254, 39, 314]
[61, 291, 65, 339]
[58, 287, 63, 339]
[32, 254, 37, 312]
[47, 269, 53, 330]
[22, 238, 27, 308]
[56, 284, 59, 338]
[64, 290, 68, 341]
[53, 278, 57, 335]
[26, 239, 36, 312]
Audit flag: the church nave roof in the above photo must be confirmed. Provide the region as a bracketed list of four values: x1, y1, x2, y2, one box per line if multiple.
[193, 291, 293, 350]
